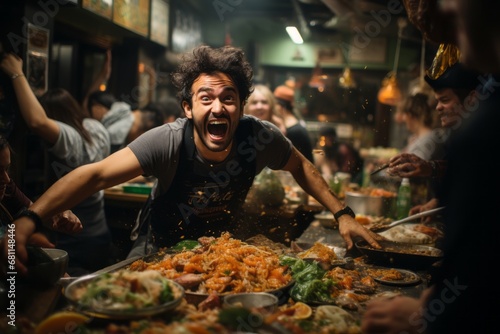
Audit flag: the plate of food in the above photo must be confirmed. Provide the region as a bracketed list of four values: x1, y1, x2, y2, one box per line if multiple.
[364, 267, 422, 286]
[64, 269, 185, 319]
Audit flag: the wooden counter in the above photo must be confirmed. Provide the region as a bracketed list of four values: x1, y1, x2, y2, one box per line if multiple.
[104, 187, 149, 204]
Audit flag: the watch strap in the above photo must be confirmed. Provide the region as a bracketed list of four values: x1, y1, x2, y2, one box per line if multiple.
[14, 208, 44, 230]
[333, 206, 355, 222]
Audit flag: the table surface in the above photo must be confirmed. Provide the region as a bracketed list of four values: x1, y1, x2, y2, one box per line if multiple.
[5, 215, 434, 328]
[104, 187, 149, 203]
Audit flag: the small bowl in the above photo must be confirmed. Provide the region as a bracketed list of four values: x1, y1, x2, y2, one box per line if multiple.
[223, 292, 278, 315]
[26, 247, 68, 287]
[314, 212, 337, 229]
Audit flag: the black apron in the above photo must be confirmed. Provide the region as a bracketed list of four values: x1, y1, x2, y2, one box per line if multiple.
[149, 119, 256, 247]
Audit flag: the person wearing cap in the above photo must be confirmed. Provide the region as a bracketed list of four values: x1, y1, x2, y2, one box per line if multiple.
[387, 61, 481, 179]
[386, 61, 482, 221]
[273, 85, 315, 162]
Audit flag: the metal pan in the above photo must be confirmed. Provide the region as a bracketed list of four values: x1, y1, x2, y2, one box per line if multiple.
[355, 240, 444, 270]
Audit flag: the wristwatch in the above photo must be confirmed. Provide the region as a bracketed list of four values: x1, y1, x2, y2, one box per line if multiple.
[333, 206, 356, 222]
[14, 208, 44, 230]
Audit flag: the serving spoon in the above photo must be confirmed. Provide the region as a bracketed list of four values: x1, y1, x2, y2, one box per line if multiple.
[371, 207, 445, 232]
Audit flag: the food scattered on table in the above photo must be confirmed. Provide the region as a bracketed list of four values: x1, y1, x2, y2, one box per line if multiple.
[128, 232, 293, 294]
[27, 234, 430, 334]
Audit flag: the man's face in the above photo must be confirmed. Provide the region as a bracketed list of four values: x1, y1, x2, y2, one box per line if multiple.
[0, 146, 11, 201]
[183, 72, 242, 161]
[434, 88, 464, 128]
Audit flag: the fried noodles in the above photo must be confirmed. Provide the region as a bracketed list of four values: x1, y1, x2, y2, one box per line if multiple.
[128, 232, 292, 294]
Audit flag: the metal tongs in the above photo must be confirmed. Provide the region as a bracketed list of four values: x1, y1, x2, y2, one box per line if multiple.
[370, 163, 390, 176]
[371, 207, 445, 232]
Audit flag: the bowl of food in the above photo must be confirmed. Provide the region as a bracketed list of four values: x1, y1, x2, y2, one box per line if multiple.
[64, 269, 185, 319]
[26, 247, 68, 287]
[223, 292, 279, 315]
[314, 211, 337, 229]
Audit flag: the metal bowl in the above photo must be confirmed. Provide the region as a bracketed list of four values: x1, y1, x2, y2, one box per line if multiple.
[26, 247, 68, 287]
[345, 191, 396, 218]
[314, 211, 337, 229]
[223, 292, 279, 314]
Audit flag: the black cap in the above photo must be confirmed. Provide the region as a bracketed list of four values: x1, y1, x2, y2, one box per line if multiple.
[425, 62, 481, 91]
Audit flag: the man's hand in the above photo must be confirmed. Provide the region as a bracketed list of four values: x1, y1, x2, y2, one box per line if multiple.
[50, 210, 83, 234]
[387, 153, 432, 178]
[362, 295, 425, 334]
[338, 216, 383, 250]
[1, 217, 37, 275]
[409, 198, 440, 223]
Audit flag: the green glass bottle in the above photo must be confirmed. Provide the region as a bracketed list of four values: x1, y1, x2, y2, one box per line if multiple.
[396, 178, 411, 220]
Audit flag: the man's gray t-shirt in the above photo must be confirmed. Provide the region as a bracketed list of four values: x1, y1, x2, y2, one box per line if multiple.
[128, 116, 293, 198]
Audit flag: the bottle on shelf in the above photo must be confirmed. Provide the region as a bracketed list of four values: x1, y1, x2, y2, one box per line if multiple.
[396, 178, 412, 220]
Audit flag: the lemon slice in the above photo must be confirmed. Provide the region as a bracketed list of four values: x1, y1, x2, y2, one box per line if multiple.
[290, 302, 312, 319]
[35, 311, 90, 334]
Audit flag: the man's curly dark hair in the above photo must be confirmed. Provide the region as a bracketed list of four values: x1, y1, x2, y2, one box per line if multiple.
[171, 45, 254, 109]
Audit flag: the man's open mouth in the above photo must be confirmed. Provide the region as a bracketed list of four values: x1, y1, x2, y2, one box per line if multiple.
[208, 120, 228, 139]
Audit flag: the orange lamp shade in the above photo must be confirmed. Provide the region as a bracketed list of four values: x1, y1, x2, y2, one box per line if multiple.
[377, 72, 402, 106]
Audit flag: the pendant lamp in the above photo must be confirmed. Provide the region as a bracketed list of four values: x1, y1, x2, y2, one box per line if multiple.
[377, 18, 407, 106]
[309, 59, 327, 92]
[338, 45, 356, 89]
[339, 67, 356, 89]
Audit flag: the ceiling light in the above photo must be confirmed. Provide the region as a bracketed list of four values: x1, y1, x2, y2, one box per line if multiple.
[286, 26, 304, 44]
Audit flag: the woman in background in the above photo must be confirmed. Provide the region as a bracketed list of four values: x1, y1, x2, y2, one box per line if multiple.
[400, 93, 443, 160]
[1, 53, 112, 276]
[244, 84, 286, 134]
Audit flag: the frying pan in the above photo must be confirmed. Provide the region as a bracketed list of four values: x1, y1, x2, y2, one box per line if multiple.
[355, 240, 443, 270]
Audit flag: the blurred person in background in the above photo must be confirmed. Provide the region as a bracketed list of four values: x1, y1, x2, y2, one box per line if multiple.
[86, 90, 135, 153]
[0, 53, 112, 276]
[244, 84, 286, 134]
[144, 96, 185, 124]
[314, 126, 363, 185]
[274, 85, 314, 163]
[399, 92, 442, 160]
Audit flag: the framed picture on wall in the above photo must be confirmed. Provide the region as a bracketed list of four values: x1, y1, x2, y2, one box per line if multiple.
[150, 0, 169, 47]
[113, 0, 150, 37]
[348, 37, 387, 64]
[314, 45, 344, 65]
[26, 51, 48, 97]
[82, 0, 113, 19]
[28, 23, 49, 55]
[27, 24, 49, 96]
